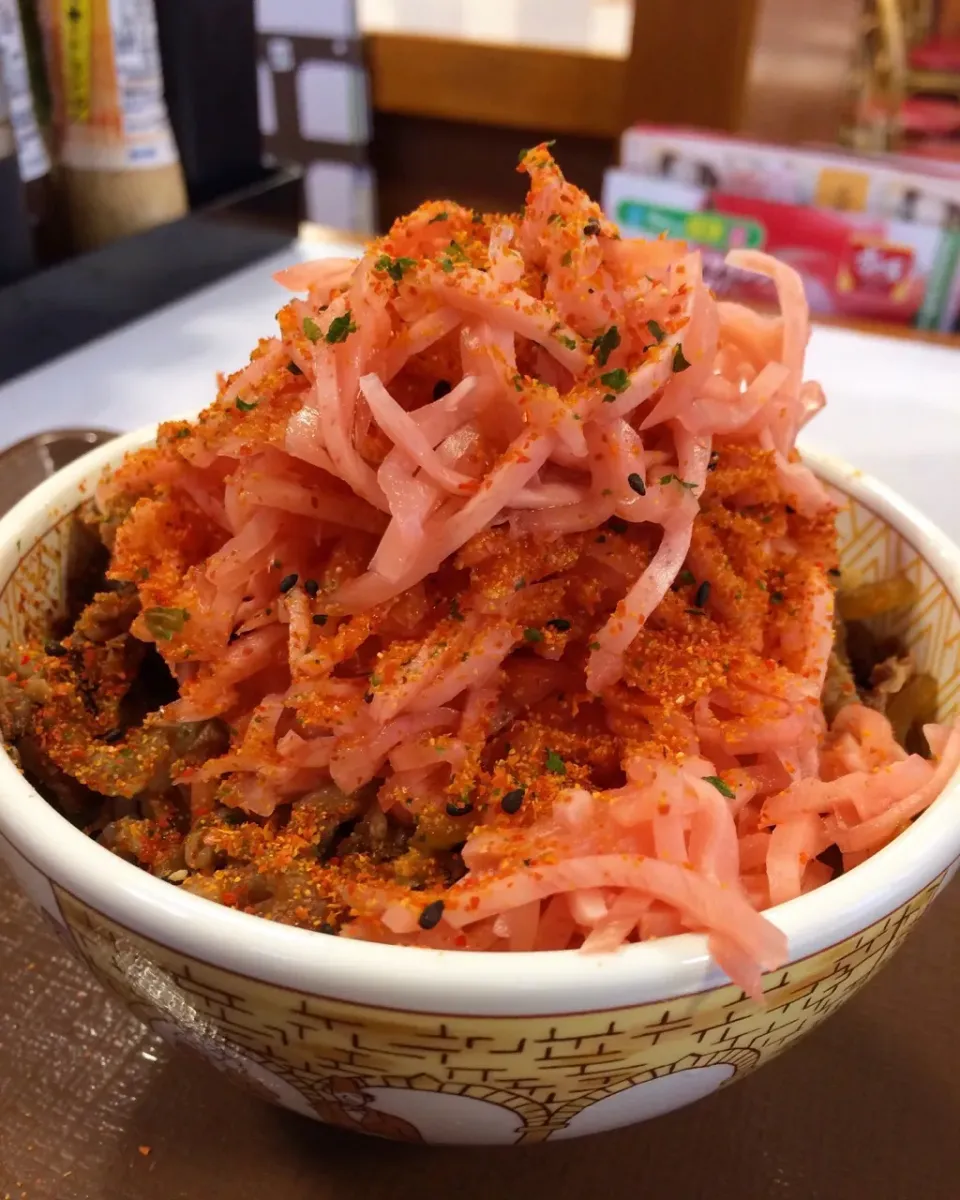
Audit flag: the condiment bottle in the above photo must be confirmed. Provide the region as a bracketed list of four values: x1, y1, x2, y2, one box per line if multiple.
[0, 0, 65, 264]
[38, 0, 187, 251]
[0, 69, 34, 283]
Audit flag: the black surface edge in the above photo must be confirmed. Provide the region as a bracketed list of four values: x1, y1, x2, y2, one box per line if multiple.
[0, 165, 304, 388]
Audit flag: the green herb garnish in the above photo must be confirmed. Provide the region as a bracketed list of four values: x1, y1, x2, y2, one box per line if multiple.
[325, 311, 357, 343]
[703, 775, 735, 799]
[659, 474, 697, 491]
[523, 628, 544, 643]
[235, 398, 258, 412]
[302, 316, 321, 343]
[375, 254, 417, 282]
[673, 343, 691, 372]
[143, 607, 189, 641]
[592, 325, 620, 366]
[545, 750, 566, 775]
[600, 368, 629, 393]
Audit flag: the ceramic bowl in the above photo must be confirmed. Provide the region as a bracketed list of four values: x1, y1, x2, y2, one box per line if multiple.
[0, 428, 958, 1145]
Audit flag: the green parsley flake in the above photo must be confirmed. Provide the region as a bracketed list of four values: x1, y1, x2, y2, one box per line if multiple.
[375, 254, 417, 282]
[557, 334, 577, 351]
[703, 775, 735, 799]
[660, 474, 697, 491]
[673, 343, 692, 372]
[235, 398, 257, 412]
[647, 319, 665, 343]
[523, 628, 543, 643]
[545, 750, 566, 775]
[428, 210, 449, 223]
[592, 325, 621, 366]
[439, 257, 455, 273]
[144, 607, 189, 641]
[302, 316, 321, 343]
[325, 311, 357, 344]
[600, 367, 629, 393]
[450, 597, 465, 622]
[561, 250, 573, 267]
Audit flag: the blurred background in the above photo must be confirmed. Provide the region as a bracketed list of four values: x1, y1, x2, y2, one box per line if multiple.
[4, 0, 960, 382]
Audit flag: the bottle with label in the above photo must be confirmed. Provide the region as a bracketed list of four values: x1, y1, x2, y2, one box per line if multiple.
[38, 0, 187, 251]
[0, 0, 66, 264]
[0, 68, 34, 283]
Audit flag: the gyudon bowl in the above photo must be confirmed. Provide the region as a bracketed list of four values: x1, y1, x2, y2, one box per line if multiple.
[0, 428, 958, 1145]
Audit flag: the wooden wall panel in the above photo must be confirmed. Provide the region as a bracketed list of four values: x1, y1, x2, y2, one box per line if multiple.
[370, 113, 614, 227]
[739, 0, 863, 144]
[366, 34, 627, 137]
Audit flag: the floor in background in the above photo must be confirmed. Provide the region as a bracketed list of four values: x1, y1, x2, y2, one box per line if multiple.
[357, 0, 634, 57]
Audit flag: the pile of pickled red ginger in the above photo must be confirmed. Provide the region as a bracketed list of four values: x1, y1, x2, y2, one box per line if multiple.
[103, 145, 959, 996]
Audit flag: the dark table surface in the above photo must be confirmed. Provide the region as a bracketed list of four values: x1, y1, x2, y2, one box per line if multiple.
[2, 850, 959, 1200]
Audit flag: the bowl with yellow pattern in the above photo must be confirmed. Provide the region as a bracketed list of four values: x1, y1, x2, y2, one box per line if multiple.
[0, 428, 958, 1145]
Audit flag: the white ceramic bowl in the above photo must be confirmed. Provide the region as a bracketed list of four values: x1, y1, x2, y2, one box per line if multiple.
[0, 427, 958, 1145]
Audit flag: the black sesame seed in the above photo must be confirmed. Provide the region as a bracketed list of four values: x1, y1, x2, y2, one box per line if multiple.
[827, 568, 841, 578]
[607, 516, 629, 534]
[446, 799, 474, 817]
[287, 360, 304, 376]
[319, 921, 337, 935]
[363, 692, 374, 704]
[102, 727, 124, 744]
[694, 580, 711, 608]
[627, 472, 646, 496]
[707, 450, 720, 472]
[583, 220, 601, 236]
[304, 578, 319, 597]
[501, 788, 525, 815]
[433, 379, 452, 400]
[418, 899, 445, 930]
[546, 618, 571, 632]
[785, 504, 796, 515]
[44, 640, 67, 657]
[279, 573, 298, 593]
[313, 613, 328, 626]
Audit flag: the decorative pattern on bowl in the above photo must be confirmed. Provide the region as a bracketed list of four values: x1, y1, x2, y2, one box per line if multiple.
[0, 434, 957, 1144]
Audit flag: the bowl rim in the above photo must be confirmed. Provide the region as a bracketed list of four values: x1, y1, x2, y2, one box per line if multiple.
[0, 426, 958, 1016]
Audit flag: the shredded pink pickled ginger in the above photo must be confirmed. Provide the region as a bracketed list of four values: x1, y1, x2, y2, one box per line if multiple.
[100, 146, 958, 999]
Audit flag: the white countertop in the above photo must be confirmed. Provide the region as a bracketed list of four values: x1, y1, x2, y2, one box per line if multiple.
[1, 238, 957, 541]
